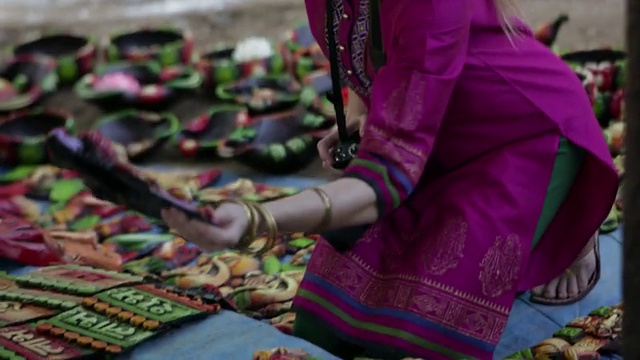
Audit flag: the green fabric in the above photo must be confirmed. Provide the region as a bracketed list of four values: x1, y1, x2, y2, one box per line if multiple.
[531, 137, 585, 249]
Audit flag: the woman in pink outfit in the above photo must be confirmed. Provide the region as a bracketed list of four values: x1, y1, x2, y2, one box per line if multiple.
[163, 0, 618, 358]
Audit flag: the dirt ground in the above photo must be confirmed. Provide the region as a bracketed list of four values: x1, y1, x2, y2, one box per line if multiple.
[0, 0, 627, 177]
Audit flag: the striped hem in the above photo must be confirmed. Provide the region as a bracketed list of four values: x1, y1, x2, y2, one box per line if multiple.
[294, 275, 496, 359]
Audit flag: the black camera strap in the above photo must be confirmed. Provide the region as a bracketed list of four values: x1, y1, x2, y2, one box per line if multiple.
[325, 0, 385, 142]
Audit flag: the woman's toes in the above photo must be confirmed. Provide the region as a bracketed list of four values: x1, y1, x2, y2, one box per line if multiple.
[543, 277, 560, 299]
[531, 285, 546, 296]
[556, 276, 569, 299]
[566, 272, 580, 298]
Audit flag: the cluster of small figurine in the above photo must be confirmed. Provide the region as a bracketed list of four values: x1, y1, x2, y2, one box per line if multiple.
[507, 304, 623, 360]
[0, 164, 318, 331]
[0, 25, 336, 174]
[0, 264, 223, 360]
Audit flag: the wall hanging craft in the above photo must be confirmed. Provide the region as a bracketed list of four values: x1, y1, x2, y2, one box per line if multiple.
[0, 324, 96, 359]
[10, 33, 97, 84]
[9, 264, 144, 296]
[83, 283, 219, 330]
[0, 215, 61, 267]
[0, 285, 85, 327]
[506, 303, 622, 359]
[0, 264, 224, 360]
[197, 38, 287, 93]
[74, 61, 202, 111]
[0, 108, 75, 166]
[0, 55, 58, 113]
[105, 27, 195, 66]
[92, 110, 180, 162]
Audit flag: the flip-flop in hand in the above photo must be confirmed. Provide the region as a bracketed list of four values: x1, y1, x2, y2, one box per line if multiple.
[161, 202, 249, 253]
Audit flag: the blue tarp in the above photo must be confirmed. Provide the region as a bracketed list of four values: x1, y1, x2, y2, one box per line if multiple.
[0, 168, 623, 359]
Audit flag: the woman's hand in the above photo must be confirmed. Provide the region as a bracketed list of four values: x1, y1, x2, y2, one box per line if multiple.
[317, 113, 366, 168]
[161, 202, 249, 252]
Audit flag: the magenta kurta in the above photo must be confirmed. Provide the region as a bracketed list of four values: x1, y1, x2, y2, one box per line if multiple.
[294, 0, 619, 359]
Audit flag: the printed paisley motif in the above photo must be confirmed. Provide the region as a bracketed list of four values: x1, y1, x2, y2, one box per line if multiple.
[421, 217, 468, 276]
[479, 234, 524, 298]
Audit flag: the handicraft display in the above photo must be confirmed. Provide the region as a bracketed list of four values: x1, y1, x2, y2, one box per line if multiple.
[0, 324, 94, 360]
[507, 303, 622, 359]
[74, 61, 201, 111]
[92, 110, 179, 162]
[10, 265, 143, 296]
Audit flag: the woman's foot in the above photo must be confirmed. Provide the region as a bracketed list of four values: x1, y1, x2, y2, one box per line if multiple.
[530, 233, 600, 304]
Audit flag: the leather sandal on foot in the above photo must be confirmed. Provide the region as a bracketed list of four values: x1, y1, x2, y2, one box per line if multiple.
[529, 234, 601, 305]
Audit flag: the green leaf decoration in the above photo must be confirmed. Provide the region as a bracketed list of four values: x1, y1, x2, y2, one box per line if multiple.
[288, 237, 315, 249]
[46, 202, 66, 215]
[104, 233, 175, 251]
[0, 166, 37, 182]
[49, 179, 86, 203]
[302, 113, 325, 128]
[262, 256, 281, 275]
[69, 215, 101, 231]
[268, 144, 287, 161]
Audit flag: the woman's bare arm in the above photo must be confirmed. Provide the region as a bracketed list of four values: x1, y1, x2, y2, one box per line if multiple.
[261, 178, 378, 233]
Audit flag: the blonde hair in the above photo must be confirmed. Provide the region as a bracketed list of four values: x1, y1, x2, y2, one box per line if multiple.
[495, 0, 524, 41]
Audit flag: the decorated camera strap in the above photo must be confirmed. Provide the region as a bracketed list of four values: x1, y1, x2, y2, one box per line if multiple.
[325, 0, 385, 142]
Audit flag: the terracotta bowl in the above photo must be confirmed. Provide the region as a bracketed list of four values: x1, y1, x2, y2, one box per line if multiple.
[216, 74, 301, 115]
[0, 55, 58, 113]
[0, 108, 74, 166]
[196, 44, 286, 93]
[93, 110, 180, 162]
[106, 27, 195, 66]
[282, 23, 330, 81]
[221, 106, 333, 174]
[11, 33, 97, 84]
[74, 61, 202, 111]
[177, 104, 250, 159]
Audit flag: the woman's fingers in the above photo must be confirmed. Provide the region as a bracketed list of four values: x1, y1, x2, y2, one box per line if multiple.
[161, 207, 230, 252]
[317, 126, 339, 164]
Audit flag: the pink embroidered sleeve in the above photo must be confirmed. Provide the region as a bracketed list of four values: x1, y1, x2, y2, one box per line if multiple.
[343, 0, 472, 216]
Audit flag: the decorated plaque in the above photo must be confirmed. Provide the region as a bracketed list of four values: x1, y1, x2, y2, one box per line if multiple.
[12, 265, 143, 296]
[0, 302, 57, 327]
[0, 324, 93, 360]
[41, 307, 154, 350]
[0, 288, 83, 311]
